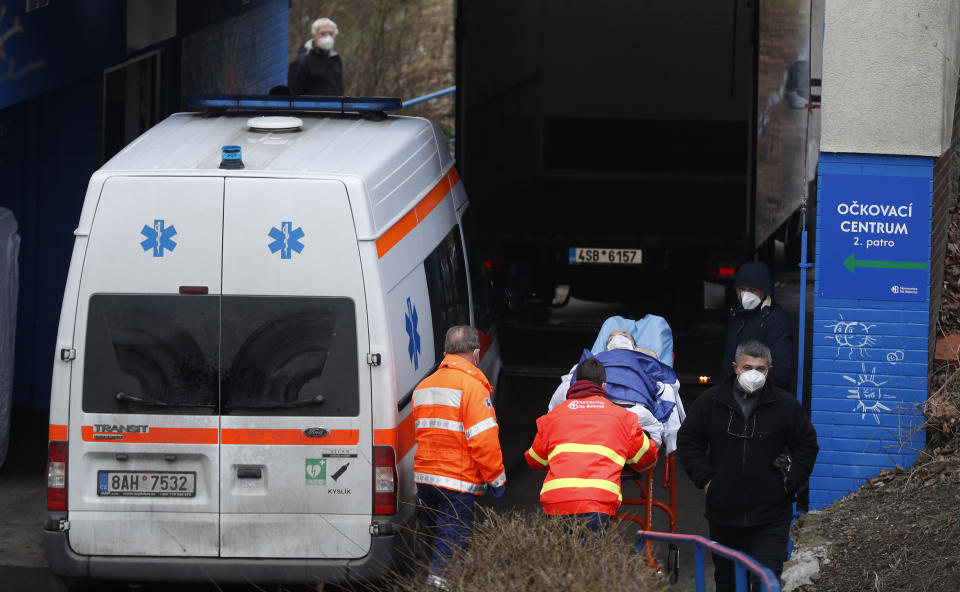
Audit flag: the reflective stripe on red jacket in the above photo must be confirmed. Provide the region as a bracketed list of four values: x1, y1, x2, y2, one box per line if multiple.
[525, 380, 657, 515]
[413, 354, 506, 495]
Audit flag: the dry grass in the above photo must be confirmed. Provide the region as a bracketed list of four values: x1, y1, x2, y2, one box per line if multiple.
[800, 354, 960, 592]
[389, 507, 665, 592]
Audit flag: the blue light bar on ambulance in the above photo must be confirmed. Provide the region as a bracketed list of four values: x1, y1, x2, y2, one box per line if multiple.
[186, 94, 402, 114]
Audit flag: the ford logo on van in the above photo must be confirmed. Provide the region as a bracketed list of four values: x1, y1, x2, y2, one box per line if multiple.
[303, 427, 330, 438]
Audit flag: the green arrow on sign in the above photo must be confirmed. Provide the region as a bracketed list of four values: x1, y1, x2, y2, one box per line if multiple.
[843, 253, 928, 274]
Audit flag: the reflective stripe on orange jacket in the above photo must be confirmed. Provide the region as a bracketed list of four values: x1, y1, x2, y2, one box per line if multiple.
[413, 354, 506, 495]
[525, 389, 657, 515]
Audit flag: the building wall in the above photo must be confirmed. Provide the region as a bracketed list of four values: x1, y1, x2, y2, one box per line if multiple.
[810, 153, 932, 509]
[0, 77, 99, 407]
[0, 0, 289, 408]
[821, 0, 960, 156]
[181, 0, 289, 97]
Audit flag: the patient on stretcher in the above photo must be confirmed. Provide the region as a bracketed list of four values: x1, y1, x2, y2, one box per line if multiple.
[548, 317, 686, 453]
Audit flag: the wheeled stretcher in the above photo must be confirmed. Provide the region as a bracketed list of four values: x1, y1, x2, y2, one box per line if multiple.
[550, 315, 685, 581]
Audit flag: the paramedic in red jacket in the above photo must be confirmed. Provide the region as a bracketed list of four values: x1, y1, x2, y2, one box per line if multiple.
[413, 325, 506, 586]
[525, 357, 658, 531]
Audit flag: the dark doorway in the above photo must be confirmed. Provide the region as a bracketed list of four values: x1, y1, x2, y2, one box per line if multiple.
[102, 51, 167, 163]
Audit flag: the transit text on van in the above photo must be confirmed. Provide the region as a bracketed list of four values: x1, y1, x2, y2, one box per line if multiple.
[93, 424, 150, 433]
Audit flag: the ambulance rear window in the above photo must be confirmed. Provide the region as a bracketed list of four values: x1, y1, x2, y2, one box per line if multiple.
[83, 294, 219, 415]
[220, 296, 359, 417]
[82, 295, 359, 416]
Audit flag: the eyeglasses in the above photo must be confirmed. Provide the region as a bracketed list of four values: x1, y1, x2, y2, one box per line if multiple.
[726, 410, 756, 439]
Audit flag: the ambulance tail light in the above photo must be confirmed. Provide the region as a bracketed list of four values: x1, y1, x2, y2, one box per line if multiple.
[373, 445, 397, 515]
[47, 441, 68, 511]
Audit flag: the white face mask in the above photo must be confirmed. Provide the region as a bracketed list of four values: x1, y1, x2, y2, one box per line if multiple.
[607, 335, 635, 351]
[740, 290, 762, 311]
[737, 369, 767, 393]
[315, 34, 335, 51]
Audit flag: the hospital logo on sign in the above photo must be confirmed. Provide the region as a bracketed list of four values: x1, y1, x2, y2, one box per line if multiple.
[305, 458, 327, 485]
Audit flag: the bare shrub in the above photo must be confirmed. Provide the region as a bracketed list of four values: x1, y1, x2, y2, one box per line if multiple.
[390, 507, 665, 592]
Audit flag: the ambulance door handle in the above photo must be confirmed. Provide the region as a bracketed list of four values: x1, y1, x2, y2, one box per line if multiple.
[237, 468, 262, 479]
[164, 454, 178, 462]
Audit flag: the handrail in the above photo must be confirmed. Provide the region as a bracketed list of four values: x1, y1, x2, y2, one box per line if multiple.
[401, 85, 456, 108]
[635, 530, 781, 592]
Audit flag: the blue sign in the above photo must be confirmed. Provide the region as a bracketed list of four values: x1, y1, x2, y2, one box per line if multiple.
[820, 174, 928, 301]
[405, 297, 421, 369]
[140, 219, 177, 257]
[268, 221, 305, 259]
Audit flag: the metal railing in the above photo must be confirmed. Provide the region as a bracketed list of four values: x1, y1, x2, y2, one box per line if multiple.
[401, 85, 456, 109]
[635, 530, 781, 592]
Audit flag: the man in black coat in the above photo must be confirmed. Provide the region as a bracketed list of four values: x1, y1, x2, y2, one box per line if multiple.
[721, 261, 793, 389]
[288, 17, 344, 96]
[678, 339, 818, 591]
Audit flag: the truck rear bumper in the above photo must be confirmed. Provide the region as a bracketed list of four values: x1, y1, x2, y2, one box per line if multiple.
[44, 526, 404, 585]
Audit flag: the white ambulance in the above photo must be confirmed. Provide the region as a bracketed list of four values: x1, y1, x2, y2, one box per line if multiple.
[44, 96, 503, 587]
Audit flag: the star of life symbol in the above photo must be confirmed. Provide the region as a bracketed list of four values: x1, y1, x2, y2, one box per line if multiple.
[268, 221, 305, 259]
[405, 297, 421, 370]
[844, 363, 897, 424]
[140, 219, 177, 257]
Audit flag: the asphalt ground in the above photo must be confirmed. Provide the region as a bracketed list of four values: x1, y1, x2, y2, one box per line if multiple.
[0, 269, 814, 591]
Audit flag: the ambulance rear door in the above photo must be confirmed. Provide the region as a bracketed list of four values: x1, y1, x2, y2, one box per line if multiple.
[219, 178, 372, 559]
[68, 176, 223, 557]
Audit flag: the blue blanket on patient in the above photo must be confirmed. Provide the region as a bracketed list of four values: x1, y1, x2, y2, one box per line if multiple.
[572, 348, 677, 422]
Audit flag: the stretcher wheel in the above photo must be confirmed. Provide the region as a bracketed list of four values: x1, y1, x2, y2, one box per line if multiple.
[666, 543, 680, 584]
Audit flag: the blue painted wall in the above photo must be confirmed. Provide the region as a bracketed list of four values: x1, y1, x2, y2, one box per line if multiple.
[0, 0, 289, 409]
[809, 153, 932, 509]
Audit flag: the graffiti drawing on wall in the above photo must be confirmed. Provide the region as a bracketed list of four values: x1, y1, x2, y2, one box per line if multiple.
[0, 6, 47, 84]
[824, 315, 877, 359]
[885, 350, 905, 364]
[844, 363, 897, 424]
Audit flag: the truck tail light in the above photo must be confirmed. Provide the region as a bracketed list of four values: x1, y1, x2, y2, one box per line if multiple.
[705, 262, 737, 278]
[483, 256, 505, 272]
[373, 445, 398, 515]
[47, 440, 68, 511]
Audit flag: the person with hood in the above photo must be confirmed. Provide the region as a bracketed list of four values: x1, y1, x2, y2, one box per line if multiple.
[721, 261, 793, 389]
[526, 357, 658, 531]
[288, 17, 344, 95]
[677, 340, 818, 591]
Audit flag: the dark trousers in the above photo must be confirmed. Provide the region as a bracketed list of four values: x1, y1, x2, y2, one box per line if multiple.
[709, 519, 790, 592]
[575, 512, 610, 532]
[416, 484, 478, 574]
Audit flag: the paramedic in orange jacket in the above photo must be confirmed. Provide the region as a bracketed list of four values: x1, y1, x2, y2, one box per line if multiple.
[525, 357, 658, 531]
[413, 325, 506, 584]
